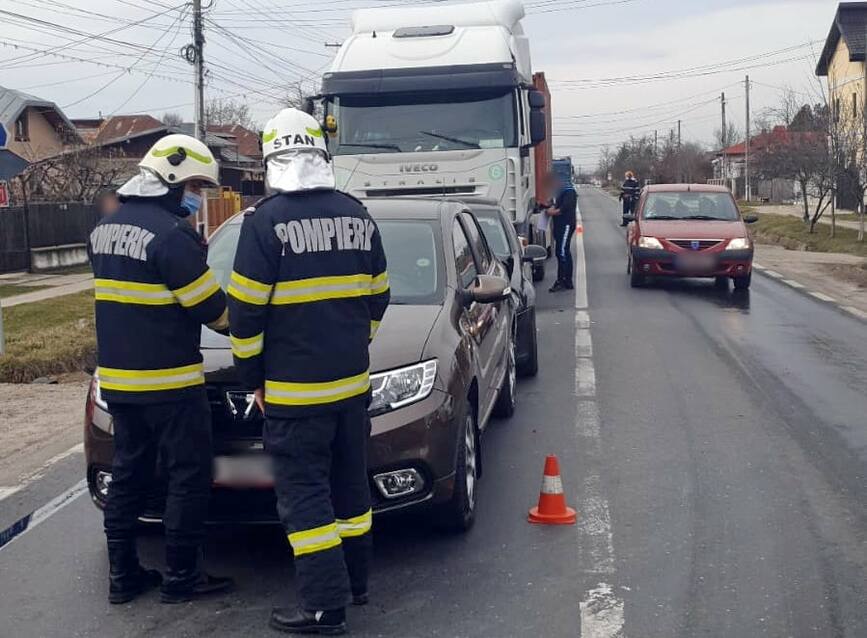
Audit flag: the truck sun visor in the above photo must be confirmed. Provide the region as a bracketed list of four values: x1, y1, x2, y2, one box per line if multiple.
[322, 63, 520, 95]
[393, 25, 455, 38]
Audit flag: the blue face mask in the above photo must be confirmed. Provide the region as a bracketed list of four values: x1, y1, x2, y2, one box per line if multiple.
[180, 190, 202, 216]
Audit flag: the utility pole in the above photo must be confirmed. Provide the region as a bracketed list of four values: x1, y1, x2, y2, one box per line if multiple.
[654, 129, 658, 156]
[677, 120, 682, 182]
[193, 0, 205, 142]
[721, 92, 727, 187]
[745, 75, 751, 202]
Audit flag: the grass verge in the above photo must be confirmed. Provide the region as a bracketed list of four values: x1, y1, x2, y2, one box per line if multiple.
[751, 213, 867, 259]
[0, 291, 95, 383]
[0, 284, 52, 299]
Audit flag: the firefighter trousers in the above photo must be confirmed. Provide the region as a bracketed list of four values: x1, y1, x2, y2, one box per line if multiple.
[104, 390, 213, 554]
[264, 398, 372, 611]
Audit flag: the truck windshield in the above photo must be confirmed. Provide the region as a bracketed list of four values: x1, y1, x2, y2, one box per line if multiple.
[329, 90, 517, 155]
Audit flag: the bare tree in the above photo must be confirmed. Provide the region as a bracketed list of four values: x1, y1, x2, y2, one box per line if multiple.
[20, 145, 130, 203]
[161, 111, 184, 127]
[714, 122, 741, 151]
[205, 98, 255, 129]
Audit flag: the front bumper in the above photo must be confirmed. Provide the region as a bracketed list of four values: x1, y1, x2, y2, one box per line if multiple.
[632, 247, 753, 278]
[85, 388, 460, 524]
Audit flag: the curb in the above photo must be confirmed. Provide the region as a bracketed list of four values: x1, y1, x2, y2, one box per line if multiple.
[752, 263, 867, 323]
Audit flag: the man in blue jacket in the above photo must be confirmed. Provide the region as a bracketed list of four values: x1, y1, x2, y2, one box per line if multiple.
[545, 171, 578, 293]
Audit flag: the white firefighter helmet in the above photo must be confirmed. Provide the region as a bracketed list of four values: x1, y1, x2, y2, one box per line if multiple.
[262, 108, 328, 161]
[139, 134, 219, 186]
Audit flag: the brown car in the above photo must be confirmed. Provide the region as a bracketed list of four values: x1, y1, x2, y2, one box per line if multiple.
[84, 198, 517, 532]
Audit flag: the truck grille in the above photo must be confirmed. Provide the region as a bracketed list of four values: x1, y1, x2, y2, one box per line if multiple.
[364, 186, 476, 197]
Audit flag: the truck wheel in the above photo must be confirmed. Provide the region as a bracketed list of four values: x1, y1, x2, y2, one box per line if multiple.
[516, 309, 538, 378]
[434, 399, 478, 533]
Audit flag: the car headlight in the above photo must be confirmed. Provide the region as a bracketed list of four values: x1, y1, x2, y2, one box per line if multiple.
[638, 236, 664, 250]
[91, 372, 108, 411]
[725, 237, 751, 250]
[369, 360, 437, 415]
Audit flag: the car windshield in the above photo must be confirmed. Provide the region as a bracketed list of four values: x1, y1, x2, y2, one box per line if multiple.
[643, 192, 740, 221]
[328, 90, 517, 155]
[207, 218, 443, 305]
[473, 212, 512, 260]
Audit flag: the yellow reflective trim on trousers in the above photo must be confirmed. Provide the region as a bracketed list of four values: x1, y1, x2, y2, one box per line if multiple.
[271, 274, 378, 305]
[173, 269, 221, 308]
[370, 320, 380, 340]
[336, 509, 372, 538]
[265, 371, 370, 406]
[230, 332, 263, 359]
[97, 363, 204, 392]
[287, 522, 342, 557]
[94, 279, 175, 305]
[371, 272, 390, 295]
[228, 271, 272, 306]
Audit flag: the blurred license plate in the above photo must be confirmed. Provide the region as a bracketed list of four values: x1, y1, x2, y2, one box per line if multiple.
[213, 455, 273, 488]
[676, 253, 715, 272]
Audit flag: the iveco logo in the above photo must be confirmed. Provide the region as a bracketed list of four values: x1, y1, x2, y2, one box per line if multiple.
[226, 391, 258, 420]
[399, 163, 438, 173]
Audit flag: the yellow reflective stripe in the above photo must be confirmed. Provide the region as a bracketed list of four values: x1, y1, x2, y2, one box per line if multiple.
[287, 522, 342, 557]
[371, 272, 390, 295]
[369, 320, 380, 340]
[336, 509, 372, 538]
[94, 279, 175, 306]
[173, 270, 221, 308]
[265, 371, 370, 406]
[271, 274, 383, 305]
[230, 332, 263, 359]
[228, 271, 273, 306]
[97, 363, 204, 392]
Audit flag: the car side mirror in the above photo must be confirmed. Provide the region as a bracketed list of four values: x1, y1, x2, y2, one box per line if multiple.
[463, 275, 511, 305]
[522, 244, 547, 263]
[743, 214, 758, 224]
[622, 214, 635, 223]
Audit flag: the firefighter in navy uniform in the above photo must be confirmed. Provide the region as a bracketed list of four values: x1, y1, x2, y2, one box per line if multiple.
[619, 170, 641, 226]
[88, 134, 234, 605]
[228, 109, 389, 635]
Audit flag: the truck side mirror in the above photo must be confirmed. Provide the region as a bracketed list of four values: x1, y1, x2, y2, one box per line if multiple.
[529, 111, 546, 146]
[528, 90, 546, 110]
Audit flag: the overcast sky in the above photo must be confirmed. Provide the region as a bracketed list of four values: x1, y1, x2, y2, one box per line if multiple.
[0, 0, 838, 168]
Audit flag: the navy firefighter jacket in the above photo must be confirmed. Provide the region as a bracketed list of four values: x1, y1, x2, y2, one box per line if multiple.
[227, 189, 390, 418]
[88, 196, 228, 404]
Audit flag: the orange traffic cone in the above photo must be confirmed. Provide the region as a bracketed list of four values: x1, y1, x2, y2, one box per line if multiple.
[528, 455, 577, 525]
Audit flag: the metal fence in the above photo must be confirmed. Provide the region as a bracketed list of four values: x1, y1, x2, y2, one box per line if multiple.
[0, 202, 99, 273]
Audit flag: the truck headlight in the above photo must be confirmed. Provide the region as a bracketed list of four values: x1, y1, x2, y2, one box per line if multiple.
[91, 372, 109, 411]
[369, 360, 437, 415]
[725, 237, 751, 250]
[638, 236, 664, 250]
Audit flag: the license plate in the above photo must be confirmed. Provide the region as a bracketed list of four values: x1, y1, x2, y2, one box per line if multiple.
[676, 253, 716, 272]
[213, 455, 273, 488]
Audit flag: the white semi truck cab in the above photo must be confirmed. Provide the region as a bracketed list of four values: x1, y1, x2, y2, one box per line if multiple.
[319, 0, 548, 240]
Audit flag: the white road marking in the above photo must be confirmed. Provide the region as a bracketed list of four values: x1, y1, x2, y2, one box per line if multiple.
[581, 583, 626, 638]
[0, 443, 85, 504]
[0, 479, 88, 551]
[842, 305, 867, 320]
[809, 291, 836, 303]
[752, 262, 765, 270]
[782, 279, 805, 289]
[763, 269, 784, 279]
[574, 201, 625, 638]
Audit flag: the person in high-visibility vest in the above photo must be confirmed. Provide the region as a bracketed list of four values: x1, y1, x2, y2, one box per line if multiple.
[228, 109, 390, 635]
[88, 134, 234, 605]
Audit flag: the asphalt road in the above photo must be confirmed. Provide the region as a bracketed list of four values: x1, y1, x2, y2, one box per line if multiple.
[1, 187, 865, 637]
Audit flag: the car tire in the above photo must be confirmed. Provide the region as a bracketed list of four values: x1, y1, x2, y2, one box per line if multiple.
[733, 272, 752, 290]
[629, 255, 644, 288]
[493, 338, 517, 418]
[434, 399, 478, 533]
[517, 309, 539, 378]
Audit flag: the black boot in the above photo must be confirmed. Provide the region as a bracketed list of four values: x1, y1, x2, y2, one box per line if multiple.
[107, 539, 162, 604]
[160, 546, 234, 604]
[269, 607, 346, 635]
